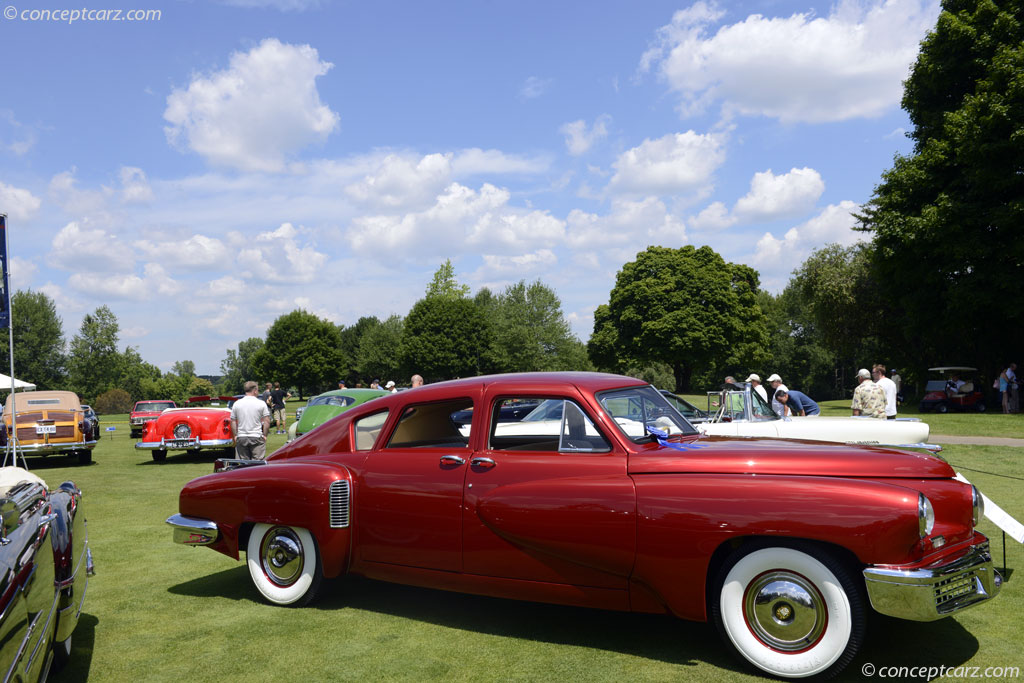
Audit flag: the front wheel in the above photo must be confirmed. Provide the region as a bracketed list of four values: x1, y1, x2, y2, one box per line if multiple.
[712, 542, 865, 679]
[246, 523, 322, 606]
[975, 401, 987, 413]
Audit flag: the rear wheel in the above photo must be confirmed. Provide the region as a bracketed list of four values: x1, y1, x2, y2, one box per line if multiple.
[712, 541, 865, 679]
[246, 523, 322, 606]
[76, 450, 92, 465]
[935, 402, 949, 414]
[152, 449, 167, 462]
[975, 401, 987, 413]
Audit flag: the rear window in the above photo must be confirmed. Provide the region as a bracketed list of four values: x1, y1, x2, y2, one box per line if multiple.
[310, 395, 355, 408]
[354, 411, 389, 451]
[135, 402, 174, 412]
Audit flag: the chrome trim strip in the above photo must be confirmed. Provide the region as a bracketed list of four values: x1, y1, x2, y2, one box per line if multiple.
[10, 440, 97, 454]
[166, 514, 219, 545]
[136, 438, 233, 450]
[329, 480, 350, 528]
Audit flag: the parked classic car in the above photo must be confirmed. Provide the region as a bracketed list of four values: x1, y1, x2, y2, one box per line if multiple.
[167, 372, 999, 679]
[1, 391, 98, 465]
[658, 389, 710, 423]
[81, 405, 99, 439]
[0, 466, 93, 680]
[135, 396, 235, 462]
[697, 383, 934, 448]
[286, 388, 390, 442]
[129, 399, 177, 438]
[919, 366, 987, 413]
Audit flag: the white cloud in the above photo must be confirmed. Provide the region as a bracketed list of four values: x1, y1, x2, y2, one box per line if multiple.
[136, 234, 231, 269]
[608, 131, 726, 197]
[0, 182, 41, 222]
[9, 257, 37, 288]
[480, 249, 558, 275]
[642, 0, 939, 122]
[0, 110, 37, 156]
[451, 148, 549, 176]
[238, 222, 327, 283]
[48, 170, 112, 215]
[467, 210, 565, 250]
[566, 197, 686, 255]
[733, 167, 825, 222]
[751, 200, 863, 288]
[121, 326, 150, 339]
[120, 166, 154, 203]
[68, 263, 181, 300]
[520, 76, 552, 99]
[560, 115, 611, 156]
[688, 201, 733, 231]
[164, 38, 339, 171]
[345, 153, 452, 210]
[49, 221, 135, 273]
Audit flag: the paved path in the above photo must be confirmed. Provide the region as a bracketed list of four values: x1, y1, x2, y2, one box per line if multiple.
[931, 434, 1024, 447]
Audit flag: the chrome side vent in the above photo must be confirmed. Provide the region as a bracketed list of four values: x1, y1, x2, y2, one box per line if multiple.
[329, 480, 350, 528]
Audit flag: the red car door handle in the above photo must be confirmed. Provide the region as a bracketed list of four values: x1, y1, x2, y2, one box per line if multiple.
[470, 457, 496, 469]
[440, 455, 465, 466]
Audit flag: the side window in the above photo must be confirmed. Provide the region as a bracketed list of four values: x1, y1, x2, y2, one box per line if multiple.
[386, 399, 472, 449]
[354, 410, 389, 451]
[489, 397, 610, 453]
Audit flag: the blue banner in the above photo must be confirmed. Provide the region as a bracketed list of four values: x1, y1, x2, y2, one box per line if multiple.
[0, 215, 8, 329]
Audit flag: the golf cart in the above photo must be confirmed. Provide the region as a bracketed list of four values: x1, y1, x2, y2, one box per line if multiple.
[919, 366, 987, 413]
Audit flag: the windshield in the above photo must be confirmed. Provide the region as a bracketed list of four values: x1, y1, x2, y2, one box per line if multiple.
[597, 385, 697, 442]
[309, 395, 356, 408]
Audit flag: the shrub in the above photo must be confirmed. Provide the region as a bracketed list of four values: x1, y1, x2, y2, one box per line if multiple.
[94, 388, 133, 415]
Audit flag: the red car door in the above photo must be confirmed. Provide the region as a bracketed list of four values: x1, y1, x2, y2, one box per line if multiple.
[356, 393, 478, 572]
[462, 386, 635, 590]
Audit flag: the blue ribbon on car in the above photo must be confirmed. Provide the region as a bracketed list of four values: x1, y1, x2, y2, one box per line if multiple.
[646, 426, 708, 451]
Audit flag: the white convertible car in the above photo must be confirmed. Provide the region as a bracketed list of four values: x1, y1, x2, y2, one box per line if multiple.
[663, 384, 934, 449]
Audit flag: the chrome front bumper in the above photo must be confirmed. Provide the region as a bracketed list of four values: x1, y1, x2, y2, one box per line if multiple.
[135, 438, 233, 451]
[166, 513, 219, 546]
[863, 542, 1001, 621]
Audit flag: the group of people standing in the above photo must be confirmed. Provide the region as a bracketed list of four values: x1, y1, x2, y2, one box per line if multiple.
[852, 364, 899, 420]
[732, 373, 820, 417]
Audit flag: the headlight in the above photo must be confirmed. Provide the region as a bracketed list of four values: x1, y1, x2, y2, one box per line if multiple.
[972, 485, 984, 527]
[918, 493, 935, 537]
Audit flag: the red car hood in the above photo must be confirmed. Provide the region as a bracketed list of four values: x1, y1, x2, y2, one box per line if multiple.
[629, 434, 954, 479]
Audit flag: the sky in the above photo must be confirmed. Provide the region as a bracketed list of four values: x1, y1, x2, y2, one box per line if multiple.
[0, 0, 940, 375]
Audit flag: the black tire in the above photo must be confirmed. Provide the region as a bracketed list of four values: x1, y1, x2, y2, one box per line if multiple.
[130, 430, 141, 438]
[77, 450, 92, 466]
[935, 402, 949, 414]
[186, 449, 202, 457]
[711, 540, 866, 679]
[152, 449, 167, 462]
[975, 401, 987, 413]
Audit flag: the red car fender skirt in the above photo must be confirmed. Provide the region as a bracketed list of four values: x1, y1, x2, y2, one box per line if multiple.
[179, 462, 355, 576]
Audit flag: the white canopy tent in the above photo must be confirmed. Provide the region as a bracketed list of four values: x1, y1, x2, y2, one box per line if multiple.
[0, 373, 36, 391]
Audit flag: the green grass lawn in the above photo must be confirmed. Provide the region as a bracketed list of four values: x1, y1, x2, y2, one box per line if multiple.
[35, 421, 1024, 682]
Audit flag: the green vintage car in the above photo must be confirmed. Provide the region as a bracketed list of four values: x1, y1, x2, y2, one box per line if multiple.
[286, 388, 391, 442]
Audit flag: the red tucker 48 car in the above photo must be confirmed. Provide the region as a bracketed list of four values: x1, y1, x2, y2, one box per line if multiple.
[136, 396, 235, 462]
[167, 373, 1000, 679]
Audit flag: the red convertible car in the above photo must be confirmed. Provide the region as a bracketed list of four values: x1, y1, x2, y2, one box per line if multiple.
[136, 396, 235, 462]
[167, 373, 1000, 679]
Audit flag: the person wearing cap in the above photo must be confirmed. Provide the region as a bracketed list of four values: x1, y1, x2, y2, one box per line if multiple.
[767, 374, 788, 416]
[369, 379, 381, 390]
[745, 373, 768, 403]
[774, 388, 820, 417]
[338, 380, 346, 390]
[852, 368, 886, 418]
[385, 380, 397, 394]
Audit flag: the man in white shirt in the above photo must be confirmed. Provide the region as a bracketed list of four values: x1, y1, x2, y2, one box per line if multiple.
[230, 380, 271, 459]
[872, 364, 898, 419]
[745, 373, 769, 403]
[767, 373, 788, 416]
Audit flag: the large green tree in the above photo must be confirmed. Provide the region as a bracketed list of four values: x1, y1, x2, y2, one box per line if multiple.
[858, 0, 1024, 375]
[0, 290, 66, 389]
[219, 337, 265, 394]
[355, 315, 404, 382]
[67, 305, 120, 401]
[117, 346, 162, 401]
[252, 310, 343, 398]
[588, 245, 769, 392]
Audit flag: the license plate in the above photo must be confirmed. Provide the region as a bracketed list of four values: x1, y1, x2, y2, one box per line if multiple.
[167, 439, 194, 448]
[35, 425, 56, 435]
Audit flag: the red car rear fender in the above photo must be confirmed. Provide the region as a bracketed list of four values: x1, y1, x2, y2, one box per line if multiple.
[179, 462, 354, 578]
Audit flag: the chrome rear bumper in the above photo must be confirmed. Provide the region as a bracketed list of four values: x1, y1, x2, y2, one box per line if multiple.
[863, 542, 1001, 621]
[135, 438, 233, 451]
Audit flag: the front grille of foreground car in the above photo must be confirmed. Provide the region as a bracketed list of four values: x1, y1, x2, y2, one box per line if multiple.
[935, 571, 980, 611]
[329, 480, 350, 528]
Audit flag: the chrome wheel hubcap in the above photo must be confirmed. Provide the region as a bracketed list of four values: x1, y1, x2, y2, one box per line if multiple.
[744, 571, 826, 651]
[260, 527, 303, 586]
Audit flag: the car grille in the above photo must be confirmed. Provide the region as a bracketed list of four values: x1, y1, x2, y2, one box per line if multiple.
[329, 480, 350, 528]
[935, 571, 979, 611]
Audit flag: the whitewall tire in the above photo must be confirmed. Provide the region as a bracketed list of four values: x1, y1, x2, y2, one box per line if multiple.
[246, 523, 322, 606]
[712, 543, 864, 679]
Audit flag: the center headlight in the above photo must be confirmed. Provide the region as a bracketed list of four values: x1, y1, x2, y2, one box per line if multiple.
[918, 493, 935, 538]
[173, 423, 192, 439]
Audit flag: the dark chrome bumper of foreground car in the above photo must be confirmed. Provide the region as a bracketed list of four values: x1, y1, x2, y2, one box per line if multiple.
[166, 513, 219, 546]
[863, 542, 1001, 621]
[135, 438, 233, 450]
